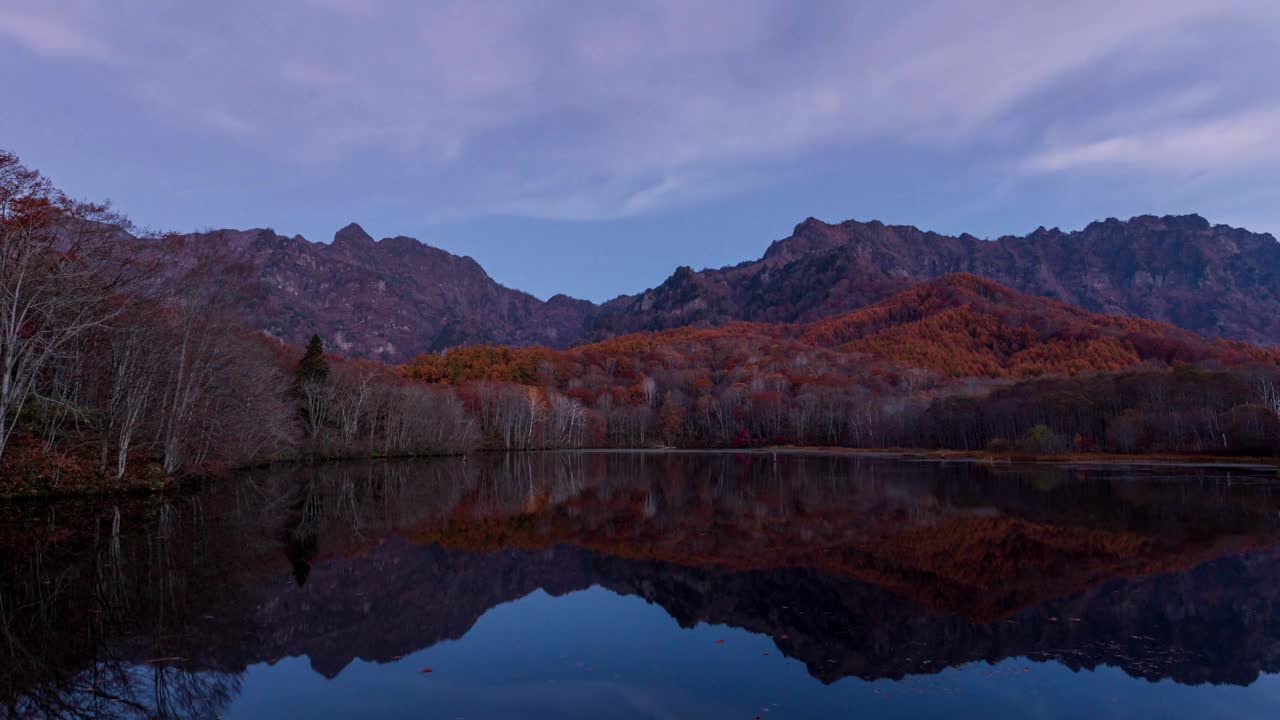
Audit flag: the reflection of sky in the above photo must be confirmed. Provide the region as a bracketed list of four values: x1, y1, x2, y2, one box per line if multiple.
[226, 587, 1280, 719]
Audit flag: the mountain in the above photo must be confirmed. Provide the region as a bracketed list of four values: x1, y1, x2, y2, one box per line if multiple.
[169, 223, 593, 361]
[408, 274, 1274, 384]
[162, 213, 1280, 361]
[592, 214, 1280, 347]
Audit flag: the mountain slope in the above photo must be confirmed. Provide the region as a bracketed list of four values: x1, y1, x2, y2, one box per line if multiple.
[591, 214, 1280, 346]
[406, 274, 1277, 383]
[169, 223, 593, 360]
[798, 273, 1275, 377]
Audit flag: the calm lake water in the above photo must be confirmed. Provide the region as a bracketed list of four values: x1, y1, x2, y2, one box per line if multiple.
[4, 452, 1280, 719]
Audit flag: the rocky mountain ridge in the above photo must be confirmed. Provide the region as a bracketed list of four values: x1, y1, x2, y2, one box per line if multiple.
[591, 213, 1280, 346]
[165, 213, 1280, 360]
[170, 222, 592, 360]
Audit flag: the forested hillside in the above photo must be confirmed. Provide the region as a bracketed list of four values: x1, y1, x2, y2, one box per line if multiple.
[402, 276, 1280, 453]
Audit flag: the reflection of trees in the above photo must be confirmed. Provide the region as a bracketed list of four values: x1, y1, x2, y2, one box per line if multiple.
[3, 452, 1280, 713]
[7, 660, 240, 720]
[1, 495, 242, 719]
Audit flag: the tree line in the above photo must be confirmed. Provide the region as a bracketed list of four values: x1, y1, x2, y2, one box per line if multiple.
[403, 337, 1280, 456]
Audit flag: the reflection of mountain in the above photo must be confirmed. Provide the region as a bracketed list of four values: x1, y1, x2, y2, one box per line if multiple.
[240, 537, 1280, 687]
[597, 548, 1280, 687]
[4, 453, 1280, 713]
[243, 543, 597, 678]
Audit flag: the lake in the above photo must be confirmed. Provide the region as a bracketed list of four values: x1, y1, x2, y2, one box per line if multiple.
[3, 452, 1280, 719]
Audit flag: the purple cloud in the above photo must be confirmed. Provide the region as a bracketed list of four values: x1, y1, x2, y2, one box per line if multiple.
[3, 0, 1279, 223]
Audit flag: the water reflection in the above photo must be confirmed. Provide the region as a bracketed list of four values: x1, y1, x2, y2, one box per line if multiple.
[3, 452, 1280, 718]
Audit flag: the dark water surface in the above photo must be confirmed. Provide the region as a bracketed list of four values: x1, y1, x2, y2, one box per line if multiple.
[4, 452, 1280, 719]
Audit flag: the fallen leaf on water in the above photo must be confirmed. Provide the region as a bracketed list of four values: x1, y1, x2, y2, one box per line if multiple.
[420, 668, 433, 673]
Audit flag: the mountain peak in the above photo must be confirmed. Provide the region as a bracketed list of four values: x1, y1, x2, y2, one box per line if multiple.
[794, 216, 830, 234]
[333, 222, 375, 246]
[1165, 213, 1210, 230]
[764, 216, 850, 261]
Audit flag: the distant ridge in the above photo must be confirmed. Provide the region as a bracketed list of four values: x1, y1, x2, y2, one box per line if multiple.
[591, 214, 1280, 348]
[156, 214, 1280, 360]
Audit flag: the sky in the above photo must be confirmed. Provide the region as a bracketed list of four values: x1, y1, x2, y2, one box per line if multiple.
[3, 0, 1279, 302]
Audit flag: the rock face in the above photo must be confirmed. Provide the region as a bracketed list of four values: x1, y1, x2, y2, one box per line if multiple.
[168, 214, 1280, 360]
[591, 214, 1280, 346]
[174, 223, 594, 361]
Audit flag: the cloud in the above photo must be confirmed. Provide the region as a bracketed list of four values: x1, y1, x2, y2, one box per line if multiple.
[4, 0, 1280, 220]
[1025, 107, 1280, 174]
[0, 6, 114, 60]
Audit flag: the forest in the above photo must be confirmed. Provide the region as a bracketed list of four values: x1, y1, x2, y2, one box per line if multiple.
[3, 149, 1280, 495]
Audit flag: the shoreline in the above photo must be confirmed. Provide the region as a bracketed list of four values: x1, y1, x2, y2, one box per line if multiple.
[758, 446, 1280, 471]
[5, 446, 1278, 500]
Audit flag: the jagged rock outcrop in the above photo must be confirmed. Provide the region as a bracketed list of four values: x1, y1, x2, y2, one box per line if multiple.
[142, 212, 1280, 358]
[170, 223, 594, 361]
[591, 214, 1280, 346]
[154, 214, 1280, 360]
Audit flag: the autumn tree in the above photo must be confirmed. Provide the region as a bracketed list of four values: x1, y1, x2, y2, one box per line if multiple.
[0, 150, 151, 463]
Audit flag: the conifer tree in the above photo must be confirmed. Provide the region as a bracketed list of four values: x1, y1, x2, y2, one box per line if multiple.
[296, 334, 329, 386]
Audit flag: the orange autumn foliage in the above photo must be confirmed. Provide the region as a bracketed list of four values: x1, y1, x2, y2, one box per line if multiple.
[403, 274, 1278, 385]
[800, 274, 1276, 377]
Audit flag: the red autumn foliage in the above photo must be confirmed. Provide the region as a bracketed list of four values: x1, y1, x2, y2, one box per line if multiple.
[404, 274, 1276, 386]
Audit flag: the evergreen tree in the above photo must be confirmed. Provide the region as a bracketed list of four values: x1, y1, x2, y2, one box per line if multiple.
[296, 334, 329, 386]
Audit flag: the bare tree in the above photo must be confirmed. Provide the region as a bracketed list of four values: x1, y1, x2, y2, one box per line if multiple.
[331, 362, 378, 445]
[299, 380, 334, 439]
[0, 151, 149, 463]
[1258, 376, 1280, 418]
[96, 320, 160, 480]
[151, 236, 267, 474]
[549, 391, 587, 447]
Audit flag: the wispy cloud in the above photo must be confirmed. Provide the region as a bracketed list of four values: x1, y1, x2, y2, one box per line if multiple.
[4, 0, 1280, 220]
[1026, 107, 1280, 174]
[0, 6, 114, 60]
